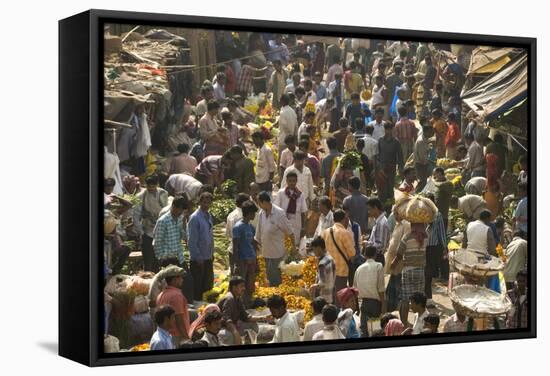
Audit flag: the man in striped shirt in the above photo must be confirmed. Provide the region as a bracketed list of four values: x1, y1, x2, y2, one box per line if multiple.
[235, 58, 269, 98]
[394, 106, 418, 160]
[424, 194, 447, 299]
[366, 198, 390, 266]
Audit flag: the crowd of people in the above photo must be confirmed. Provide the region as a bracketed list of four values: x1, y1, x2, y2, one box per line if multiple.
[103, 32, 529, 351]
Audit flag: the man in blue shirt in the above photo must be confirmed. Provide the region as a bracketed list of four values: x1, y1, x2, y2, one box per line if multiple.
[150, 305, 176, 351]
[514, 182, 528, 238]
[313, 71, 327, 101]
[188, 192, 215, 301]
[232, 201, 259, 305]
[267, 34, 289, 65]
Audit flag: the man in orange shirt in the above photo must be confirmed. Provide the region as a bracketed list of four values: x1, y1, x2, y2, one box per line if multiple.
[322, 209, 356, 296]
[156, 265, 190, 347]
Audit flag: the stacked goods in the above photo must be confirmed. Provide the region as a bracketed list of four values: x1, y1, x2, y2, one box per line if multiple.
[104, 28, 193, 156]
[395, 195, 438, 223]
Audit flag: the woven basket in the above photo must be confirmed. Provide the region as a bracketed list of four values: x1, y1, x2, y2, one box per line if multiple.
[450, 249, 504, 279]
[449, 284, 512, 319]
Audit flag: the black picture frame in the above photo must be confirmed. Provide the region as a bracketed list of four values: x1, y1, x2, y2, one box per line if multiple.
[59, 9, 536, 367]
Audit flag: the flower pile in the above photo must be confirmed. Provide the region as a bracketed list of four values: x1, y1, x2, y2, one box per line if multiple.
[253, 256, 318, 323]
[130, 343, 150, 352]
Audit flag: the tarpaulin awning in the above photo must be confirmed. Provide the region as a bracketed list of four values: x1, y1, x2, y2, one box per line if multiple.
[461, 53, 527, 121]
[467, 46, 517, 76]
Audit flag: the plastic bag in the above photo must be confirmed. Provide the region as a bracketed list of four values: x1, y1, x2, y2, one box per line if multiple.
[104, 335, 120, 353]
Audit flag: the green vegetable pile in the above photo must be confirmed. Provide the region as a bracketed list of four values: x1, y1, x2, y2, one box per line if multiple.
[210, 196, 236, 225]
[213, 223, 230, 268]
[448, 208, 466, 232]
[220, 179, 237, 198]
[339, 151, 363, 171]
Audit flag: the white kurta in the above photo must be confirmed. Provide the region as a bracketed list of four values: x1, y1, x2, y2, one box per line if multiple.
[273, 188, 308, 244]
[282, 165, 315, 203]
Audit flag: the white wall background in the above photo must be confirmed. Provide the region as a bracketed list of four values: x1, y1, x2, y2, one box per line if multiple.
[0, 0, 546, 374]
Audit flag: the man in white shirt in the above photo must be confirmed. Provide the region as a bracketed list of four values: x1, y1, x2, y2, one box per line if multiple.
[274, 171, 308, 245]
[164, 173, 203, 201]
[362, 125, 379, 160]
[362, 124, 378, 190]
[303, 297, 328, 341]
[354, 246, 386, 337]
[252, 131, 276, 192]
[312, 304, 345, 340]
[462, 209, 497, 257]
[315, 196, 335, 237]
[282, 150, 315, 204]
[212, 73, 226, 102]
[367, 108, 386, 141]
[256, 192, 296, 287]
[277, 94, 298, 156]
[268, 295, 301, 343]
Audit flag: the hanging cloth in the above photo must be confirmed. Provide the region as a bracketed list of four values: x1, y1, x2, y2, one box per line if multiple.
[104, 147, 124, 195]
